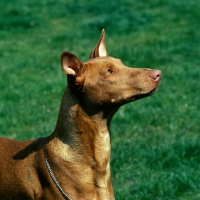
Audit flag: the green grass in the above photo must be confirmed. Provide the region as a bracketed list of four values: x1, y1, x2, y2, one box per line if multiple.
[0, 0, 200, 199]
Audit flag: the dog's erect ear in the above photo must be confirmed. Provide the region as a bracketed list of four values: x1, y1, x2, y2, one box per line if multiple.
[90, 29, 108, 59]
[61, 52, 83, 76]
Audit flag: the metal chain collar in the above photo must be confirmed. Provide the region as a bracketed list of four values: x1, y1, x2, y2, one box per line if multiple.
[44, 154, 72, 200]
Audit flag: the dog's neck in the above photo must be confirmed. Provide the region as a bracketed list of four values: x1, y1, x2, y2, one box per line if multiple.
[47, 87, 114, 198]
[48, 87, 114, 190]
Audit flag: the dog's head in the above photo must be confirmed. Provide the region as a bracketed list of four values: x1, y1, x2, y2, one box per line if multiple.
[61, 30, 161, 109]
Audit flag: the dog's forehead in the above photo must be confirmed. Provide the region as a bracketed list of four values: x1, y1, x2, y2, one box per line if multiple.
[84, 56, 123, 66]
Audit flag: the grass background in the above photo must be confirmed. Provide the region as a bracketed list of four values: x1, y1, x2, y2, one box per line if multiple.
[0, 0, 200, 199]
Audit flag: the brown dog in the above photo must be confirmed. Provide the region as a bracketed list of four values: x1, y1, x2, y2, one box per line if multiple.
[0, 30, 161, 200]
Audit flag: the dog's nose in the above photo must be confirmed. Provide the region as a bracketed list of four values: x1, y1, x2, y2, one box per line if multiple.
[149, 70, 161, 81]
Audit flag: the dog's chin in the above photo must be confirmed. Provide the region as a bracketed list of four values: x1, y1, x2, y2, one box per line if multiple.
[127, 87, 158, 102]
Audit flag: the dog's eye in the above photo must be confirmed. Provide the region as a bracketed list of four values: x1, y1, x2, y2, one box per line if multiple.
[106, 69, 113, 74]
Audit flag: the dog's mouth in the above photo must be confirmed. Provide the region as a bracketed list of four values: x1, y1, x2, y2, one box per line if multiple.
[127, 87, 158, 102]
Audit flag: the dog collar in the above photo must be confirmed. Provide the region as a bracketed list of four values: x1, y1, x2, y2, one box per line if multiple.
[44, 154, 72, 200]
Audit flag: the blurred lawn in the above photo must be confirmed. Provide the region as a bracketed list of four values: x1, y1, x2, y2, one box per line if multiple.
[0, 0, 200, 199]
